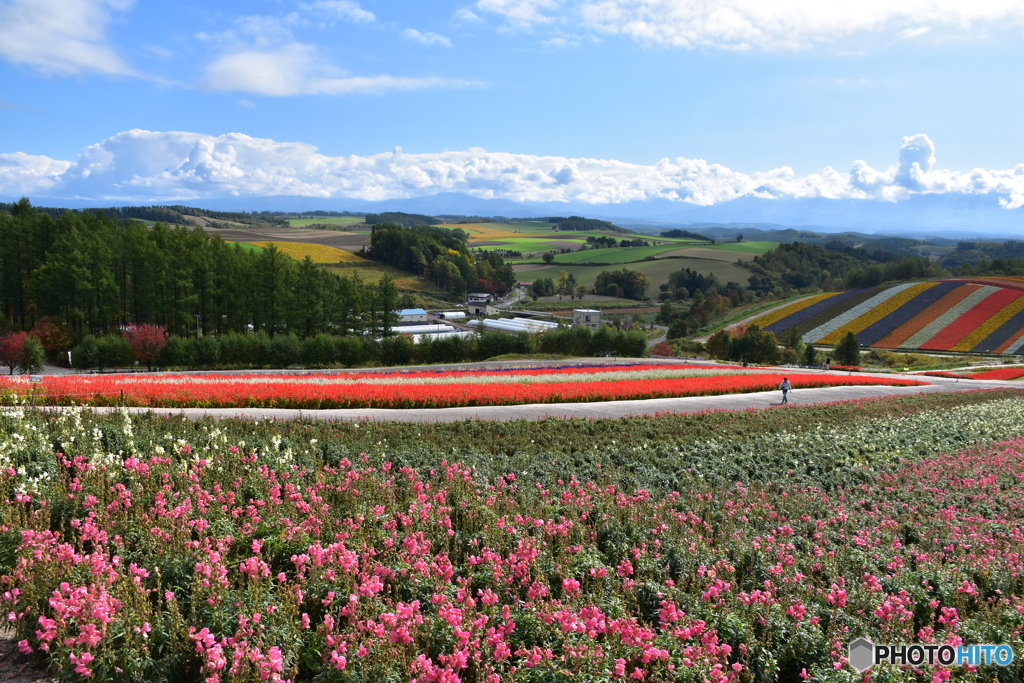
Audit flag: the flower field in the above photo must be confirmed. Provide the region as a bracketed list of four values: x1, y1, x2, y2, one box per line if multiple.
[0, 365, 924, 410]
[2, 391, 1024, 682]
[755, 278, 1024, 354]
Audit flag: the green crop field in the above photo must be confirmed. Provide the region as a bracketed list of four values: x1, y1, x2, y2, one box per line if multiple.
[514, 257, 751, 292]
[288, 217, 364, 226]
[702, 241, 778, 254]
[548, 244, 684, 264]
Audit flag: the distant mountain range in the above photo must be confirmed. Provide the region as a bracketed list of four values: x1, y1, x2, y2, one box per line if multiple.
[8, 190, 1022, 239]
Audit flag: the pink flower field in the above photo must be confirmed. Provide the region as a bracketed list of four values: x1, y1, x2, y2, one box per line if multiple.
[1, 408, 1023, 682]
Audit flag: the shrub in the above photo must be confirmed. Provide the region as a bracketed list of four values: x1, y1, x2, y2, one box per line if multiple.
[95, 335, 132, 370]
[70, 336, 100, 371]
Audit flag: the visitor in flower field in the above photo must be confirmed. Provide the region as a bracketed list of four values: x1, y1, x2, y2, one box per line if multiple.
[779, 377, 791, 404]
[823, 356, 831, 371]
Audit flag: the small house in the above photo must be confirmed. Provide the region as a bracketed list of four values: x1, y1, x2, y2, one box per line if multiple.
[467, 293, 492, 304]
[572, 309, 601, 329]
[396, 308, 429, 324]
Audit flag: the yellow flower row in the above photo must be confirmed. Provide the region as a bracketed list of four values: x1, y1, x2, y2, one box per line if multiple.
[951, 293, 1024, 352]
[816, 282, 939, 346]
[752, 292, 839, 328]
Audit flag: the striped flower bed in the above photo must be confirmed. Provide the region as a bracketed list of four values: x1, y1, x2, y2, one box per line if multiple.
[751, 292, 839, 329]
[947, 289, 1024, 352]
[761, 279, 1024, 354]
[856, 281, 961, 346]
[762, 289, 866, 336]
[899, 286, 998, 349]
[803, 283, 917, 344]
[812, 282, 938, 346]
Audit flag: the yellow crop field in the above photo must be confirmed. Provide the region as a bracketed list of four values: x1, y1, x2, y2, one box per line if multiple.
[243, 241, 366, 263]
[441, 223, 524, 241]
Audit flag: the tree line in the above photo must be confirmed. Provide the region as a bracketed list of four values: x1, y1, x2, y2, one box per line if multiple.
[0, 198, 402, 342]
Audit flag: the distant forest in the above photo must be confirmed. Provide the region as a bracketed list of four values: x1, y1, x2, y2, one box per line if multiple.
[550, 216, 624, 232]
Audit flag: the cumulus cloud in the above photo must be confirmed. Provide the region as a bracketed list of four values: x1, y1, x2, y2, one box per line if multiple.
[575, 0, 1024, 49]
[4, 130, 1024, 209]
[0, 0, 135, 75]
[403, 29, 453, 47]
[0, 152, 73, 194]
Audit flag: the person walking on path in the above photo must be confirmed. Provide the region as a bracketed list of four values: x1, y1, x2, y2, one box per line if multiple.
[780, 377, 792, 404]
[823, 356, 831, 372]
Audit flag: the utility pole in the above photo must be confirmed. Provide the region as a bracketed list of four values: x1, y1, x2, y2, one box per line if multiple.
[194, 314, 201, 337]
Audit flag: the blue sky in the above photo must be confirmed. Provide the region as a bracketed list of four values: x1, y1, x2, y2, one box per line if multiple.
[2, 0, 1024, 218]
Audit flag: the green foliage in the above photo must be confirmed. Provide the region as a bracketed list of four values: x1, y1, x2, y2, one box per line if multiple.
[593, 268, 651, 300]
[0, 199, 400, 339]
[834, 331, 862, 366]
[660, 228, 711, 241]
[555, 216, 622, 232]
[535, 325, 646, 358]
[96, 335, 132, 370]
[367, 224, 514, 298]
[18, 335, 45, 374]
[364, 211, 441, 227]
[70, 335, 100, 370]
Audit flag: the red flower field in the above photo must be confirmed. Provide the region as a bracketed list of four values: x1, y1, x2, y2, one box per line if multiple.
[0, 366, 926, 409]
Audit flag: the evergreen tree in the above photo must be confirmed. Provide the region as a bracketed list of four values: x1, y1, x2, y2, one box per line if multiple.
[834, 331, 862, 366]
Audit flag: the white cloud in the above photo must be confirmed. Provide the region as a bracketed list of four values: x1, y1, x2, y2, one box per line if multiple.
[453, 7, 484, 22]
[897, 27, 931, 40]
[576, 0, 1024, 49]
[4, 130, 1024, 209]
[403, 28, 453, 47]
[299, 0, 375, 23]
[0, 0, 135, 75]
[0, 152, 73, 194]
[475, 0, 560, 30]
[199, 15, 470, 96]
[202, 45, 468, 95]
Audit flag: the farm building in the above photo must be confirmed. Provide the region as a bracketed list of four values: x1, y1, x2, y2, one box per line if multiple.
[573, 309, 602, 329]
[468, 293, 492, 304]
[396, 308, 429, 324]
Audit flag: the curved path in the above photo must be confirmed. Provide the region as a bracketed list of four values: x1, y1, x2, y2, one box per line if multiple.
[70, 371, 1021, 423]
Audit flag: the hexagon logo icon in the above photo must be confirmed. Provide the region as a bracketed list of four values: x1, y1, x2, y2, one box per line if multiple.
[848, 637, 875, 672]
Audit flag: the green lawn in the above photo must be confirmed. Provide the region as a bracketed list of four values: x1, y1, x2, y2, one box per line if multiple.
[288, 217, 364, 227]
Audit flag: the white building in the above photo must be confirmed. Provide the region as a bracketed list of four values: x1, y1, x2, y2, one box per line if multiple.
[467, 293, 492, 304]
[573, 309, 602, 329]
[396, 308, 429, 324]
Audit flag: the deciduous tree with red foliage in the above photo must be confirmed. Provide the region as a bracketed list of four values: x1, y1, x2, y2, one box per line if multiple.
[122, 325, 167, 370]
[0, 332, 27, 375]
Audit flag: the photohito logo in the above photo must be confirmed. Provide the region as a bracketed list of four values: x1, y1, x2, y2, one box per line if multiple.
[848, 638, 1014, 672]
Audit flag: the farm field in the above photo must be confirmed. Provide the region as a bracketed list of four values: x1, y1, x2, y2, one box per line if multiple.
[0, 364, 923, 410]
[288, 217, 364, 227]
[321, 263, 438, 292]
[242, 241, 366, 263]
[754, 277, 1024, 354]
[2, 389, 1024, 681]
[514, 258, 752, 291]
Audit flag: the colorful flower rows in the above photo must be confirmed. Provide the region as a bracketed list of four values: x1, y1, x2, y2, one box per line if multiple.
[0, 368, 923, 409]
[758, 279, 1024, 353]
